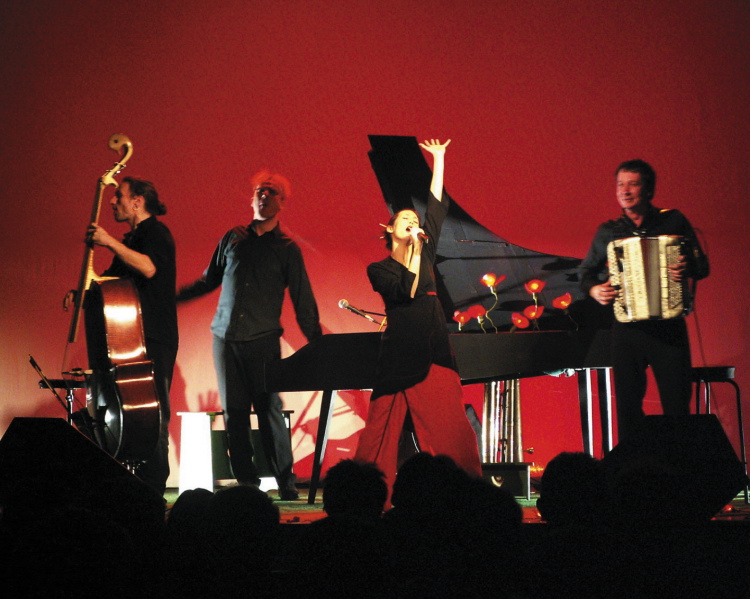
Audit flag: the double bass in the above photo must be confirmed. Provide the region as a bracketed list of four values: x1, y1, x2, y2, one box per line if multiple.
[68, 134, 161, 467]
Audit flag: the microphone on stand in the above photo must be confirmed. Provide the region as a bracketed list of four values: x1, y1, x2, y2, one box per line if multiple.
[338, 299, 377, 323]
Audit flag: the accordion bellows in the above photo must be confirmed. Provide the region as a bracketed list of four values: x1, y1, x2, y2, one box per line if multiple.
[607, 236, 689, 322]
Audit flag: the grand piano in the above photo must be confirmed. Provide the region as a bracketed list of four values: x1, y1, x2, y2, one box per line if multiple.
[265, 135, 614, 503]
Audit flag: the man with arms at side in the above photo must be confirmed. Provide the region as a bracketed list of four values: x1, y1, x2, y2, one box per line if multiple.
[178, 171, 321, 500]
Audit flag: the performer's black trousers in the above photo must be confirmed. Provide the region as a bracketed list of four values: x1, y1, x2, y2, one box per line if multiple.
[612, 318, 692, 443]
[212, 335, 295, 488]
[139, 340, 177, 496]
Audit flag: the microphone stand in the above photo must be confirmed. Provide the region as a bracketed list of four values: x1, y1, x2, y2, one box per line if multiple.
[28, 354, 86, 425]
[338, 302, 386, 329]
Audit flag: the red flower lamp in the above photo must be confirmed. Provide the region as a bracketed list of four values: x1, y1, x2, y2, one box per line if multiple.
[524, 279, 545, 294]
[511, 312, 530, 331]
[552, 293, 572, 310]
[453, 310, 470, 331]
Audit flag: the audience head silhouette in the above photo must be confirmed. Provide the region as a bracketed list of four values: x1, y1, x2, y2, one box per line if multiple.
[536, 451, 606, 526]
[323, 459, 388, 519]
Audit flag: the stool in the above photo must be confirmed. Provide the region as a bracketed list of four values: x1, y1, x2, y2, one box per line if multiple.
[693, 366, 749, 503]
[177, 410, 293, 495]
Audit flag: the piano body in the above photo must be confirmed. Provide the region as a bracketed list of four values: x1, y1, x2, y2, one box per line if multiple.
[266, 136, 614, 503]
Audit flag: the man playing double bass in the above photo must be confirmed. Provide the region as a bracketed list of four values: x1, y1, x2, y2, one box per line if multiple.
[85, 176, 178, 496]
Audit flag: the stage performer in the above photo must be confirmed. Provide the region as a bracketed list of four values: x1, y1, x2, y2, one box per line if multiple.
[579, 159, 709, 442]
[355, 138, 483, 500]
[85, 177, 178, 496]
[177, 171, 321, 500]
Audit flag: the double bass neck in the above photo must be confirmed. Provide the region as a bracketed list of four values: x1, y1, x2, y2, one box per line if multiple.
[67, 134, 133, 344]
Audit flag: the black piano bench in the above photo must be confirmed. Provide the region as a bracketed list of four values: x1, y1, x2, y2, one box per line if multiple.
[692, 366, 748, 503]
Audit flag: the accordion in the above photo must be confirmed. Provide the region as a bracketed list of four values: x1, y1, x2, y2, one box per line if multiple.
[607, 235, 691, 322]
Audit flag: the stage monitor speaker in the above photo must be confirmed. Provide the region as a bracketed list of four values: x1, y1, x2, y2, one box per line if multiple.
[0, 417, 144, 500]
[482, 462, 531, 500]
[602, 414, 747, 520]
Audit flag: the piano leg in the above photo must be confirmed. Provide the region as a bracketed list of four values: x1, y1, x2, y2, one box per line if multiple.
[308, 389, 336, 504]
[481, 379, 521, 462]
[576, 368, 614, 457]
[597, 368, 613, 454]
[481, 382, 501, 462]
[577, 370, 595, 456]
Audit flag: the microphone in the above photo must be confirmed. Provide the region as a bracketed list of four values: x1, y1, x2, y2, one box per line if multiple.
[338, 299, 377, 323]
[407, 227, 429, 243]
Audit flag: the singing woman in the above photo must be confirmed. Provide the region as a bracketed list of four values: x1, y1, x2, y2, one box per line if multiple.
[354, 139, 483, 499]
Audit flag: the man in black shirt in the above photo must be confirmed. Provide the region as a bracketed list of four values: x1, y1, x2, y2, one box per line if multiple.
[178, 171, 321, 500]
[579, 160, 708, 442]
[87, 177, 178, 495]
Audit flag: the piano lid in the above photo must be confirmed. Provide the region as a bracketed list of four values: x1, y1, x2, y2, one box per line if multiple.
[368, 135, 608, 332]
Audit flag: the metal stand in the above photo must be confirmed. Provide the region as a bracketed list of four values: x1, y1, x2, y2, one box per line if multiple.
[29, 354, 86, 425]
[481, 379, 531, 499]
[482, 379, 522, 463]
[693, 366, 749, 504]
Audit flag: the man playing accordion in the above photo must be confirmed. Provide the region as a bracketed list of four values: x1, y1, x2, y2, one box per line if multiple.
[579, 159, 709, 442]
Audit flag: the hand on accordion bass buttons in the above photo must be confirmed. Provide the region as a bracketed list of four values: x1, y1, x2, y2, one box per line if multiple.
[668, 255, 687, 282]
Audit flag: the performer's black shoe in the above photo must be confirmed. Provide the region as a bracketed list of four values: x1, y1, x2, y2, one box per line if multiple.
[278, 486, 300, 501]
[276, 473, 299, 500]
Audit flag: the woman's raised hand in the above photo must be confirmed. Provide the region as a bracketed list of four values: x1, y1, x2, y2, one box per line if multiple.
[419, 138, 451, 155]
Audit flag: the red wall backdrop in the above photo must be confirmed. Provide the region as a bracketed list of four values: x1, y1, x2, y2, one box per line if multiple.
[2, 0, 748, 487]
